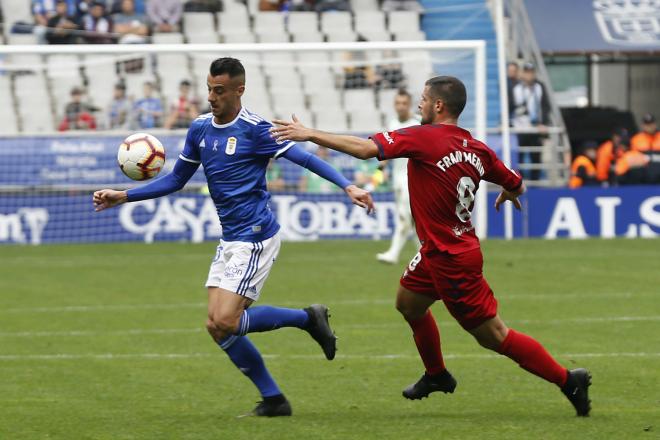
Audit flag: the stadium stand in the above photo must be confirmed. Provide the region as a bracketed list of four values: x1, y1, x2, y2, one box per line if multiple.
[0, 0, 429, 134]
[421, 0, 501, 127]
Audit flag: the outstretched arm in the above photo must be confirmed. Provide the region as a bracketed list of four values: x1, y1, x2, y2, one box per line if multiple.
[93, 158, 199, 212]
[281, 145, 375, 213]
[271, 115, 380, 160]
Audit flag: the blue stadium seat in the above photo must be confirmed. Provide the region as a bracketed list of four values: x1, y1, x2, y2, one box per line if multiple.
[421, 0, 502, 128]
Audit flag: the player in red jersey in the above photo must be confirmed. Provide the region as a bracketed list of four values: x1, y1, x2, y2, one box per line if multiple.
[270, 76, 591, 416]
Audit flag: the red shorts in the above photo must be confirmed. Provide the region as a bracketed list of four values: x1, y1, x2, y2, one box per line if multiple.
[400, 247, 497, 330]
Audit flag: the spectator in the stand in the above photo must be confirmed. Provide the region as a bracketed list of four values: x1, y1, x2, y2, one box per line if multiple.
[33, 0, 77, 25]
[164, 80, 200, 130]
[82, 1, 115, 44]
[45, 0, 81, 44]
[374, 50, 406, 89]
[58, 86, 97, 131]
[258, 0, 339, 11]
[112, 0, 149, 43]
[615, 143, 650, 185]
[266, 160, 286, 192]
[506, 61, 519, 117]
[381, 0, 423, 12]
[259, 0, 285, 10]
[32, 0, 76, 43]
[76, 0, 106, 19]
[147, 0, 182, 33]
[132, 81, 163, 129]
[631, 113, 660, 152]
[32, 0, 54, 28]
[183, 0, 223, 13]
[109, 0, 144, 14]
[569, 142, 598, 189]
[107, 82, 131, 129]
[298, 147, 342, 193]
[343, 50, 377, 89]
[314, 0, 351, 11]
[512, 62, 551, 181]
[596, 128, 628, 183]
[291, 0, 315, 11]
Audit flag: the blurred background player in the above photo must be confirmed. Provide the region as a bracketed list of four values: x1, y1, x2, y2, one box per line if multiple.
[376, 89, 421, 264]
[93, 57, 374, 418]
[271, 75, 591, 418]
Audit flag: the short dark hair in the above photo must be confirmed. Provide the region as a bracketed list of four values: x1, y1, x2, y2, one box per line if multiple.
[210, 57, 246, 79]
[425, 76, 467, 117]
[396, 88, 411, 100]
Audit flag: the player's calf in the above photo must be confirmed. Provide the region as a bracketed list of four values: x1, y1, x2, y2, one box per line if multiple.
[468, 316, 509, 351]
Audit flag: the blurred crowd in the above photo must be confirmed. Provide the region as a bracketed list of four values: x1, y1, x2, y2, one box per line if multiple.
[569, 114, 660, 187]
[59, 78, 201, 131]
[13, 0, 422, 44]
[258, 0, 421, 12]
[22, 0, 188, 44]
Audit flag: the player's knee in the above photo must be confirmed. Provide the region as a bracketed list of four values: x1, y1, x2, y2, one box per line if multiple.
[211, 314, 240, 335]
[396, 297, 424, 321]
[474, 333, 501, 351]
[206, 319, 225, 341]
[471, 318, 508, 351]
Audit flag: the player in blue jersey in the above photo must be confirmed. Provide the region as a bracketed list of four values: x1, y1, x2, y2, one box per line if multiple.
[93, 57, 374, 417]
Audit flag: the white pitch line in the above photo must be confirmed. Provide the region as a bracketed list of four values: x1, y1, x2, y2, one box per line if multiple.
[0, 292, 647, 314]
[0, 303, 206, 313]
[0, 316, 658, 338]
[0, 351, 658, 362]
[0, 328, 204, 337]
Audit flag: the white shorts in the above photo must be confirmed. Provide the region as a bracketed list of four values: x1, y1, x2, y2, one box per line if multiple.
[205, 232, 281, 301]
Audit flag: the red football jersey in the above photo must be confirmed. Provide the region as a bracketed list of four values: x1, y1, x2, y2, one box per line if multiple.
[371, 124, 522, 255]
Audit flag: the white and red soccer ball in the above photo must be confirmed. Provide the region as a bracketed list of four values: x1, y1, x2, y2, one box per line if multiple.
[117, 133, 166, 181]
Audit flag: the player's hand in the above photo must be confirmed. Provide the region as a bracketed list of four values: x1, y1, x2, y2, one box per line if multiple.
[93, 189, 128, 212]
[270, 114, 313, 142]
[345, 184, 375, 214]
[494, 189, 522, 212]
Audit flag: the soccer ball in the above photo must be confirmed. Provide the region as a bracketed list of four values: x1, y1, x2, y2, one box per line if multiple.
[117, 133, 166, 181]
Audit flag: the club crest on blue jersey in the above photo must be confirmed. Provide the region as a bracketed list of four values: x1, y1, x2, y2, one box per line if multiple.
[226, 137, 237, 155]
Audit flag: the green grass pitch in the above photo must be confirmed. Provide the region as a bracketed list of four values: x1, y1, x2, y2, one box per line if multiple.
[0, 239, 658, 439]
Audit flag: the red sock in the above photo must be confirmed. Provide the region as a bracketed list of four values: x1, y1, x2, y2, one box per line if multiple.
[498, 329, 568, 387]
[406, 311, 445, 375]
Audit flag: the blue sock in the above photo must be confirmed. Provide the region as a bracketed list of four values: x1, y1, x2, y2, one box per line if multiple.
[237, 306, 309, 336]
[219, 335, 281, 398]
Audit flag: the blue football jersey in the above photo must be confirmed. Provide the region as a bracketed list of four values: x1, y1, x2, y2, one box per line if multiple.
[179, 108, 295, 242]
